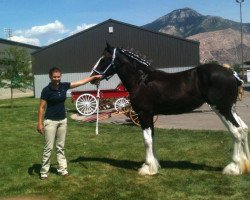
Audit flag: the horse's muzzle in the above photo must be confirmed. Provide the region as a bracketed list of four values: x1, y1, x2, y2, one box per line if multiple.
[90, 79, 100, 85]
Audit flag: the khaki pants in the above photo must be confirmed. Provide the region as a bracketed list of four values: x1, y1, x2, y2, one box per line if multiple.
[40, 118, 68, 175]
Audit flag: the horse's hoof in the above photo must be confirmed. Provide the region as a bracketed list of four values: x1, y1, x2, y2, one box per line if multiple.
[242, 159, 250, 173]
[138, 164, 157, 176]
[222, 162, 242, 175]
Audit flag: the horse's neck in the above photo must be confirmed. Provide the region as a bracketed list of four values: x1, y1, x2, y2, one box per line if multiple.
[116, 64, 140, 93]
[115, 52, 152, 92]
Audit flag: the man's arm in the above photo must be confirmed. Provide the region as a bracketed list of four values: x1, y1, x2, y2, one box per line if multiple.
[37, 99, 46, 134]
[70, 75, 102, 89]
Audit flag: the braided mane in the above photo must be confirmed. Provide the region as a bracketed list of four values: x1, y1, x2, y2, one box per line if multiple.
[119, 48, 151, 68]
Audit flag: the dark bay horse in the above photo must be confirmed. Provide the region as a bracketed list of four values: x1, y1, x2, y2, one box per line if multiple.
[90, 43, 250, 176]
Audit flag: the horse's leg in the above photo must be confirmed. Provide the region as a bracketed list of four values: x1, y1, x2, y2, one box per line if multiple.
[212, 106, 250, 175]
[232, 112, 250, 157]
[138, 113, 160, 175]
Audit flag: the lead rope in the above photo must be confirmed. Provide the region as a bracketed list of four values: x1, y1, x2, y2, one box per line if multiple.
[95, 48, 116, 134]
[96, 82, 100, 135]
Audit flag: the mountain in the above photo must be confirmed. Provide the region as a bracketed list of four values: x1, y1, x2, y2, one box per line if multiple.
[187, 28, 250, 64]
[143, 7, 250, 38]
[142, 8, 250, 64]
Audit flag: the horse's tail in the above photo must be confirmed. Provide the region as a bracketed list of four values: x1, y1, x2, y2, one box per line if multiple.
[233, 71, 244, 100]
[222, 64, 244, 87]
[233, 71, 244, 86]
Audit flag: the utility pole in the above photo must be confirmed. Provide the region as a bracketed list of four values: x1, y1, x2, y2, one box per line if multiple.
[236, 0, 244, 78]
[4, 28, 12, 40]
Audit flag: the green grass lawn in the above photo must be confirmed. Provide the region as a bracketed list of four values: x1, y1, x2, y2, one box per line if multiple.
[0, 97, 250, 200]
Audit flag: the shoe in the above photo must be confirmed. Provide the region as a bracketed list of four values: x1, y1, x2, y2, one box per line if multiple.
[62, 172, 68, 176]
[40, 174, 48, 180]
[58, 170, 68, 176]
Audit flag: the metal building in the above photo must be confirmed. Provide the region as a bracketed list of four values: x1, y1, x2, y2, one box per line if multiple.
[0, 38, 41, 98]
[32, 19, 200, 98]
[0, 38, 41, 69]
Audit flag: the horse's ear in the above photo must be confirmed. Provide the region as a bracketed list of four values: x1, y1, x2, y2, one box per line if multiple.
[105, 41, 113, 53]
[106, 41, 112, 49]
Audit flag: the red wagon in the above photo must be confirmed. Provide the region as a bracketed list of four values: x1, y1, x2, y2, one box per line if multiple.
[71, 83, 142, 125]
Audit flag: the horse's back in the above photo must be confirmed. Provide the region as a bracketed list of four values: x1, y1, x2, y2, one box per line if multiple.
[196, 63, 236, 90]
[135, 68, 205, 114]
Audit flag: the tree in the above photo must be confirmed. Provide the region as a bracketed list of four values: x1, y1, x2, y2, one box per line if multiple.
[233, 63, 241, 74]
[206, 60, 219, 65]
[0, 46, 33, 108]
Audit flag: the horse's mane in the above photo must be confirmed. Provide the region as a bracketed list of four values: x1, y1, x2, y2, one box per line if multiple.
[117, 48, 157, 84]
[118, 48, 154, 73]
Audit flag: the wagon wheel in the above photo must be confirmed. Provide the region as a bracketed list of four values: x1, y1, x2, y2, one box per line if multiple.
[129, 109, 140, 126]
[153, 115, 158, 124]
[114, 98, 130, 112]
[129, 108, 158, 126]
[76, 94, 98, 116]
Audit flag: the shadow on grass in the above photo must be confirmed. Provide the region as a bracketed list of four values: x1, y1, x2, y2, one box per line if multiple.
[0, 105, 35, 108]
[160, 160, 222, 171]
[28, 164, 58, 176]
[66, 108, 78, 114]
[70, 156, 222, 172]
[70, 156, 140, 170]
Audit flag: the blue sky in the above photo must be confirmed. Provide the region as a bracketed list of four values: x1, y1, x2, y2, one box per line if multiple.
[0, 0, 249, 46]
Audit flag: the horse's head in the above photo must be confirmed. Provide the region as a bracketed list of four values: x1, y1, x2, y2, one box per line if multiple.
[90, 43, 117, 84]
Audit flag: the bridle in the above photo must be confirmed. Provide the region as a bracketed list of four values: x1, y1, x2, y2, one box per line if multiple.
[91, 48, 117, 80]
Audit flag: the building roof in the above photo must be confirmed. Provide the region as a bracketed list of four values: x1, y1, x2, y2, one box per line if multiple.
[0, 38, 41, 50]
[32, 18, 199, 55]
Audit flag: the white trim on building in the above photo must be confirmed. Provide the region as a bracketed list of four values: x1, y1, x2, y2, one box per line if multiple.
[34, 66, 194, 98]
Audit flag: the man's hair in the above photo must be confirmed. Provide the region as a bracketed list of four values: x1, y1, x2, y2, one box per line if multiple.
[49, 67, 61, 77]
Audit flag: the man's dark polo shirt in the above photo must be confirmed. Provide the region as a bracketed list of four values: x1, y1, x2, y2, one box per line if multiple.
[41, 82, 71, 120]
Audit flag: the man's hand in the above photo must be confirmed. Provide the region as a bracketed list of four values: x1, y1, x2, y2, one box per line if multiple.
[37, 123, 44, 134]
[90, 74, 102, 85]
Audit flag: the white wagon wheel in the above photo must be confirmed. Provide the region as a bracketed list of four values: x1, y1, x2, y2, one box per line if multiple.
[114, 98, 130, 111]
[76, 93, 98, 116]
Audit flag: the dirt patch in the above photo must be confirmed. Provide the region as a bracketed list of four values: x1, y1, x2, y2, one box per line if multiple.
[0, 196, 52, 200]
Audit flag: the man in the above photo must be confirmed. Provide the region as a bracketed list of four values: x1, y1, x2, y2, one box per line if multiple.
[37, 67, 101, 180]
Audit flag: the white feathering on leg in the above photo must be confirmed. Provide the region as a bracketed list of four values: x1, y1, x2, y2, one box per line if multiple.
[212, 106, 250, 175]
[139, 128, 160, 175]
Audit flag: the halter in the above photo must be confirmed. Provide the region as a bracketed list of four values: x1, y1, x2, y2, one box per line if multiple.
[92, 48, 117, 80]
[92, 47, 150, 80]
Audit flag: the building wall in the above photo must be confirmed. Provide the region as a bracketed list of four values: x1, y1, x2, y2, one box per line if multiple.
[32, 19, 200, 98]
[0, 39, 40, 61]
[34, 73, 121, 98]
[0, 39, 40, 73]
